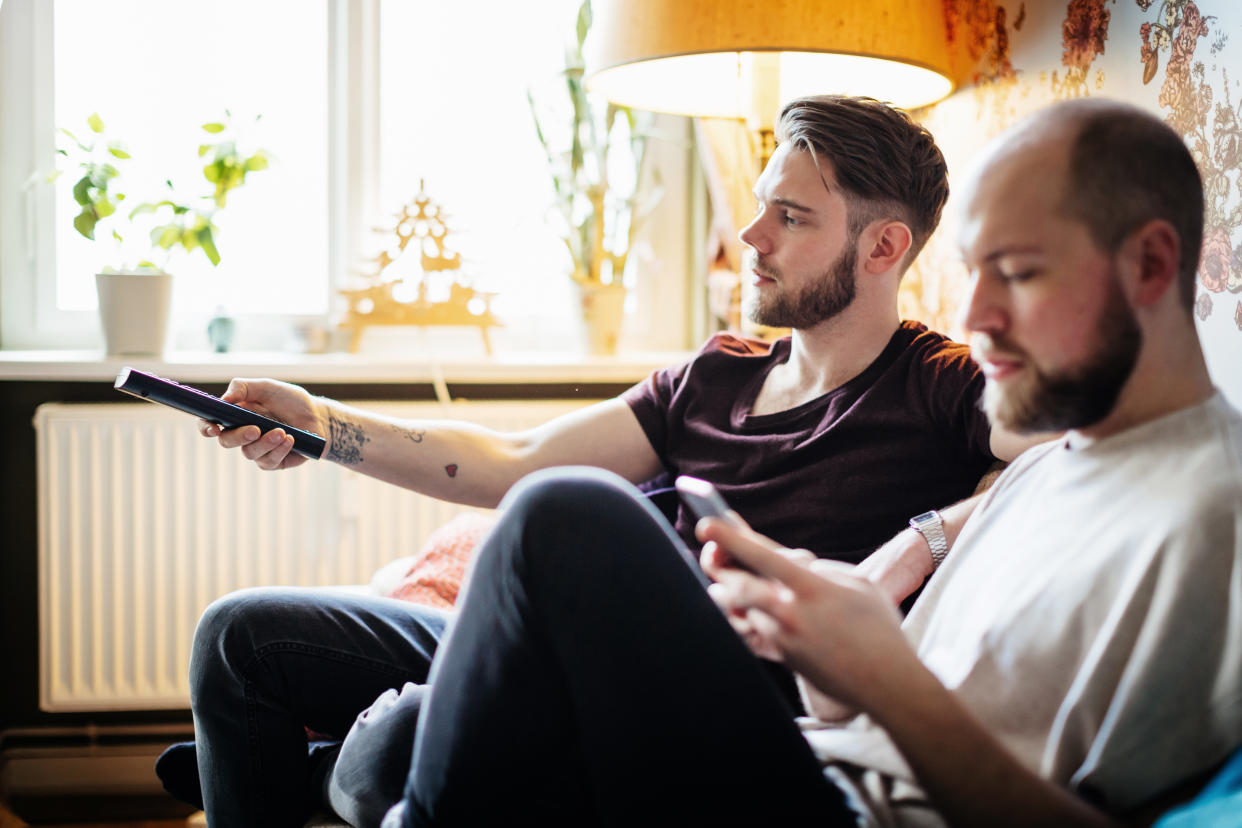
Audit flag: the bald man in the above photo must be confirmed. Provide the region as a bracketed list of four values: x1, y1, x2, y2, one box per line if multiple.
[372, 98, 1241, 828]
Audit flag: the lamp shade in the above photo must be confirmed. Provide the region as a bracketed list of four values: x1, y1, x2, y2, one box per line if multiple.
[585, 0, 955, 116]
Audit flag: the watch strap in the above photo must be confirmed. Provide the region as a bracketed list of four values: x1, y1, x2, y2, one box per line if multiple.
[909, 509, 949, 570]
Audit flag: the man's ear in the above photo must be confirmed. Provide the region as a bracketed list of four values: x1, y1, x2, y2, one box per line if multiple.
[1127, 219, 1181, 308]
[861, 220, 914, 274]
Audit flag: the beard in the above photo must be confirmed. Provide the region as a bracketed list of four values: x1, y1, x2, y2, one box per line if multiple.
[744, 244, 857, 329]
[979, 274, 1142, 433]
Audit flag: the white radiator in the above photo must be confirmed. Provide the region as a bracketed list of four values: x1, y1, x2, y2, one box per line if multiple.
[34, 397, 595, 712]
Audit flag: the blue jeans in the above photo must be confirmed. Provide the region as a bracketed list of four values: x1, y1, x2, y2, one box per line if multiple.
[191, 467, 850, 826]
[189, 585, 450, 827]
[380, 468, 851, 826]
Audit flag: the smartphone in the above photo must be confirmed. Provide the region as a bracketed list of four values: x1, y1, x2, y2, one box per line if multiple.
[674, 475, 734, 522]
[674, 476, 755, 575]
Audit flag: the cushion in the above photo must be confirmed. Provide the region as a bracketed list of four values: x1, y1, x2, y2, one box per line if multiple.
[374, 482, 670, 609]
[1154, 745, 1242, 827]
[377, 511, 496, 608]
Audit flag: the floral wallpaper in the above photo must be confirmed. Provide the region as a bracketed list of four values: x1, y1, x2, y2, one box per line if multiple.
[903, 0, 1242, 406]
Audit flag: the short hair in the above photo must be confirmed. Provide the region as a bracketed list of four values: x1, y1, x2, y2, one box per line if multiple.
[1056, 100, 1204, 312]
[775, 95, 949, 265]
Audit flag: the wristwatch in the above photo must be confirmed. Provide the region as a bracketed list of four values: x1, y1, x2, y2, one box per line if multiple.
[909, 510, 949, 570]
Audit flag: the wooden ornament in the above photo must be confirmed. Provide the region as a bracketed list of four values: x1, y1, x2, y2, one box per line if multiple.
[338, 180, 500, 353]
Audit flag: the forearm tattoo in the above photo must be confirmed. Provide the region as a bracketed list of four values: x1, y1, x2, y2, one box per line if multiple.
[380, 423, 456, 478]
[326, 411, 369, 465]
[391, 424, 426, 444]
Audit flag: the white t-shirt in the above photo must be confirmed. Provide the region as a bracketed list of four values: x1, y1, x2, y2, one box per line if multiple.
[801, 392, 1242, 826]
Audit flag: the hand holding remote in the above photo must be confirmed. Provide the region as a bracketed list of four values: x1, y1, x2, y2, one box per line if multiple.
[115, 368, 325, 462]
[203, 378, 326, 470]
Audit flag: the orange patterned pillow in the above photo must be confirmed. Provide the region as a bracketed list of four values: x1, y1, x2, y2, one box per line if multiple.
[385, 512, 497, 608]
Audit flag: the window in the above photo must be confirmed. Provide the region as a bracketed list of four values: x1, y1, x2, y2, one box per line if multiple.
[376, 0, 578, 347]
[1, 0, 330, 349]
[51, 0, 330, 316]
[0, 0, 692, 354]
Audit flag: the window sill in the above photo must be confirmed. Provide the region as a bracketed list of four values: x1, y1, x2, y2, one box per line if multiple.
[0, 348, 690, 384]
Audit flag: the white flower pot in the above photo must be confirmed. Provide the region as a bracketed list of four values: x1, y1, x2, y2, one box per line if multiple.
[574, 281, 626, 356]
[95, 269, 173, 356]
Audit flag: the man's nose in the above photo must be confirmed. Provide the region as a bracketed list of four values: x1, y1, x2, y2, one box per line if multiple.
[738, 215, 770, 255]
[960, 274, 1008, 336]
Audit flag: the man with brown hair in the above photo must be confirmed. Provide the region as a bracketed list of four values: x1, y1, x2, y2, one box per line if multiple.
[693, 96, 1241, 826]
[369, 97, 1240, 827]
[169, 95, 1032, 827]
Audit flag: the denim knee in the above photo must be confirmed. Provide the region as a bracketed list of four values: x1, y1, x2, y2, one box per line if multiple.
[497, 466, 662, 548]
[483, 466, 677, 579]
[189, 587, 295, 705]
[499, 466, 640, 514]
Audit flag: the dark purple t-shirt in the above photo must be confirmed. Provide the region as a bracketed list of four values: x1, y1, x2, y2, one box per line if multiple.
[622, 321, 995, 563]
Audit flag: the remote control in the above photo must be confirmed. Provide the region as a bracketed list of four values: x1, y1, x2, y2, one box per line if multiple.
[114, 367, 326, 460]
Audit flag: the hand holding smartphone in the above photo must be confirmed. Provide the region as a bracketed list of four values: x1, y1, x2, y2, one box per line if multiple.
[674, 475, 738, 524]
[675, 476, 757, 575]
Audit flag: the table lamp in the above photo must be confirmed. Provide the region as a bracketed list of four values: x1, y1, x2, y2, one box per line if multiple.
[584, 0, 955, 164]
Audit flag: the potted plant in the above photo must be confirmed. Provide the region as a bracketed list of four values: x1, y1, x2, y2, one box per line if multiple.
[528, 0, 662, 355]
[57, 112, 268, 355]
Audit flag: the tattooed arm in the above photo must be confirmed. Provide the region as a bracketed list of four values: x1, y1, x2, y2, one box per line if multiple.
[199, 377, 663, 508]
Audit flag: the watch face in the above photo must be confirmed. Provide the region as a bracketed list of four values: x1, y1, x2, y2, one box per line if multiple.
[909, 510, 948, 567]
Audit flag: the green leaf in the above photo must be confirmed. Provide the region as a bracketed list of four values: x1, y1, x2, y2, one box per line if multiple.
[157, 225, 181, 249]
[623, 107, 637, 132]
[129, 199, 179, 219]
[112, 229, 124, 243]
[95, 198, 116, 219]
[203, 163, 220, 183]
[198, 144, 212, 157]
[198, 225, 220, 266]
[87, 113, 105, 133]
[71, 176, 93, 207]
[201, 122, 226, 134]
[108, 145, 131, 159]
[73, 209, 98, 240]
[242, 152, 268, 172]
[575, 0, 592, 51]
